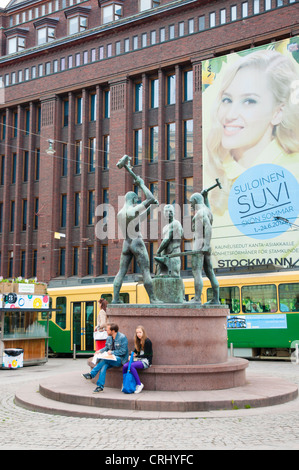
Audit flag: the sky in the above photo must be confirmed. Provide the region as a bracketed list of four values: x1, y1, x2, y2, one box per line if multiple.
[0, 0, 10, 7]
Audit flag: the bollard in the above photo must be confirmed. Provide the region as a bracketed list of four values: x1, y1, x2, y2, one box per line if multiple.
[296, 343, 299, 365]
[230, 342, 234, 357]
[73, 344, 76, 360]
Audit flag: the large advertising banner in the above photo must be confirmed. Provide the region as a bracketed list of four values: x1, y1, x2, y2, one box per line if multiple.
[202, 37, 299, 269]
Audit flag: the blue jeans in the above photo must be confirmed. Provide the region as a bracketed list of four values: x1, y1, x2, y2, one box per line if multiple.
[90, 357, 122, 388]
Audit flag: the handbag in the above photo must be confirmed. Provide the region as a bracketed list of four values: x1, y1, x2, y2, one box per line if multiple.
[94, 330, 108, 340]
[122, 352, 136, 394]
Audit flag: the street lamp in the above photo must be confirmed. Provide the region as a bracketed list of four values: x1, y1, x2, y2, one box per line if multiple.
[46, 139, 56, 155]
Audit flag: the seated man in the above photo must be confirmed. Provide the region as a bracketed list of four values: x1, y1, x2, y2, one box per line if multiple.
[82, 323, 128, 393]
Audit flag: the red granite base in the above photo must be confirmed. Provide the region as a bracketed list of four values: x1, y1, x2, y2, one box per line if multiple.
[93, 304, 249, 391]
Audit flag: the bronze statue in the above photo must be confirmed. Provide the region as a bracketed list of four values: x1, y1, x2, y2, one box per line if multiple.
[188, 188, 220, 305]
[155, 205, 184, 277]
[112, 155, 161, 304]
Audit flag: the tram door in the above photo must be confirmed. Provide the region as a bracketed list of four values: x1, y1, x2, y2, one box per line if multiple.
[71, 301, 97, 352]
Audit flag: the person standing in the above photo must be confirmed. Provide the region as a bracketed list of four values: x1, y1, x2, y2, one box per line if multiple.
[82, 323, 128, 393]
[95, 298, 108, 350]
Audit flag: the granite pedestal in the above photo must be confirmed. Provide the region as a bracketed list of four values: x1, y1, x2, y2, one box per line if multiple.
[94, 303, 248, 391]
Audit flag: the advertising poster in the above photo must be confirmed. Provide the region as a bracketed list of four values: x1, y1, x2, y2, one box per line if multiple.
[202, 37, 299, 269]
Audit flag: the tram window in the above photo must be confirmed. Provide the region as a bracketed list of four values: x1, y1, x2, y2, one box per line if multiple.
[120, 293, 129, 303]
[56, 296, 66, 329]
[241, 285, 277, 313]
[101, 293, 129, 303]
[279, 283, 299, 312]
[207, 286, 240, 313]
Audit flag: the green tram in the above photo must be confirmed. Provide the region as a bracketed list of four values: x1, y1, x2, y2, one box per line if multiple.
[42, 269, 299, 359]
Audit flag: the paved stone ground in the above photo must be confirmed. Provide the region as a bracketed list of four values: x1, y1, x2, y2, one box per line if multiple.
[1, 358, 299, 450]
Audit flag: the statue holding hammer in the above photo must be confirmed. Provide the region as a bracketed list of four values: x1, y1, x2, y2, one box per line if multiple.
[189, 183, 220, 305]
[112, 155, 161, 304]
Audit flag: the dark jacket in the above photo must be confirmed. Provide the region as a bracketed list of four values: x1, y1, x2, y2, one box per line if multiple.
[134, 337, 153, 365]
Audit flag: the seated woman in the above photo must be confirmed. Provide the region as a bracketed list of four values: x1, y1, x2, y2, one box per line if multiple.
[122, 325, 153, 394]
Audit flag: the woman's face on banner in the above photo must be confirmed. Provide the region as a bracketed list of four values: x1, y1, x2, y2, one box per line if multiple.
[218, 66, 282, 162]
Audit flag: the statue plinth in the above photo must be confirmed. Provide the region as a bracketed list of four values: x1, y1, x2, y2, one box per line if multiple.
[99, 303, 248, 391]
[153, 276, 185, 303]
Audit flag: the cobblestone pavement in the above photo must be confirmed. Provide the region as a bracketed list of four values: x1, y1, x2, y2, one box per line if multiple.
[1, 358, 299, 450]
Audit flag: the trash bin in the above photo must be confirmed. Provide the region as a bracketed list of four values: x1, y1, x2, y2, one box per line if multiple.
[2, 348, 24, 369]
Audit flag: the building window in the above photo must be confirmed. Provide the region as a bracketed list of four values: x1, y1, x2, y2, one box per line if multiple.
[139, 0, 159, 12]
[104, 90, 110, 118]
[35, 148, 40, 180]
[124, 38, 130, 52]
[101, 245, 108, 274]
[134, 129, 142, 165]
[61, 194, 67, 227]
[22, 199, 27, 231]
[231, 5, 237, 21]
[23, 151, 29, 181]
[150, 30, 156, 45]
[115, 40, 121, 55]
[150, 78, 159, 108]
[134, 82, 143, 112]
[253, 0, 260, 13]
[133, 35, 138, 50]
[166, 123, 175, 160]
[103, 135, 110, 169]
[62, 144, 67, 176]
[75, 140, 81, 174]
[88, 190, 95, 224]
[220, 8, 226, 24]
[265, 0, 271, 10]
[45, 62, 51, 75]
[166, 180, 175, 205]
[68, 15, 87, 35]
[166, 74, 176, 105]
[149, 126, 158, 163]
[59, 248, 65, 276]
[37, 25, 56, 45]
[74, 192, 80, 226]
[183, 120, 193, 159]
[87, 246, 93, 275]
[159, 27, 165, 42]
[0, 155, 5, 185]
[198, 15, 205, 31]
[107, 43, 112, 57]
[242, 2, 248, 17]
[63, 99, 69, 126]
[20, 250, 26, 277]
[73, 247, 79, 275]
[179, 21, 184, 36]
[12, 153, 17, 183]
[184, 70, 193, 101]
[1, 115, 6, 141]
[209, 12, 216, 28]
[10, 200, 15, 232]
[76, 96, 82, 124]
[102, 3, 123, 24]
[89, 137, 96, 172]
[13, 112, 18, 137]
[60, 57, 66, 70]
[169, 24, 175, 39]
[90, 93, 97, 121]
[34, 198, 39, 229]
[75, 52, 80, 66]
[7, 35, 26, 54]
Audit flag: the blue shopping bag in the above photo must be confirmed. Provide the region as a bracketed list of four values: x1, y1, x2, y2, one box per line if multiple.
[122, 352, 136, 394]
